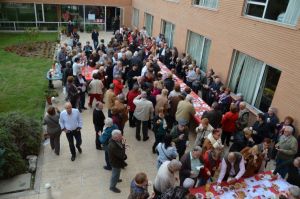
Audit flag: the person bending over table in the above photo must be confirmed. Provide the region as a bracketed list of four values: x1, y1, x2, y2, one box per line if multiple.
[217, 152, 245, 185]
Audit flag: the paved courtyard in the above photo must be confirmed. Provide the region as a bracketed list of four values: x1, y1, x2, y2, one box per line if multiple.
[0, 32, 195, 199]
[0, 32, 275, 199]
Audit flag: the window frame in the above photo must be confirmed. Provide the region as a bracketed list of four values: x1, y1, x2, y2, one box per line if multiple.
[191, 0, 219, 11]
[244, 0, 300, 26]
[132, 7, 139, 28]
[228, 50, 281, 110]
[144, 12, 153, 37]
[161, 19, 175, 48]
[185, 30, 212, 72]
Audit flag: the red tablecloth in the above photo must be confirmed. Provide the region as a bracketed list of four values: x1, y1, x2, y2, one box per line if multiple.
[158, 62, 210, 124]
[81, 66, 95, 81]
[189, 171, 292, 199]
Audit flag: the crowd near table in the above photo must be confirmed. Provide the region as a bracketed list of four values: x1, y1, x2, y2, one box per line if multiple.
[189, 171, 292, 199]
[158, 62, 211, 124]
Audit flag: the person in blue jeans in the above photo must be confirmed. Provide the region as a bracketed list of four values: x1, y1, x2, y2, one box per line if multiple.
[108, 130, 127, 193]
[99, 118, 118, 170]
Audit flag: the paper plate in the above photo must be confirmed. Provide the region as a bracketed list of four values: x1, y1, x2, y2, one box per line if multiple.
[206, 192, 214, 198]
[194, 193, 204, 199]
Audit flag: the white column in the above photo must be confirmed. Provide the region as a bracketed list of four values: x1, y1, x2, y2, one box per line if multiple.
[104, 6, 107, 32]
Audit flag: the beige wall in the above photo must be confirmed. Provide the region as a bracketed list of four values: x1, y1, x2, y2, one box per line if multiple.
[132, 0, 300, 131]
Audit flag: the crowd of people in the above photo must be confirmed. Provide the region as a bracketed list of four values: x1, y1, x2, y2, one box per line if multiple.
[42, 25, 300, 198]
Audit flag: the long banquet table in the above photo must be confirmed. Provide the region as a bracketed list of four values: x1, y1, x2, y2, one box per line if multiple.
[189, 171, 292, 199]
[158, 62, 210, 124]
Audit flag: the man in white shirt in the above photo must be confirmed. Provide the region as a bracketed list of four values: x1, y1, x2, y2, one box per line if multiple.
[59, 102, 83, 161]
[217, 152, 245, 184]
[133, 91, 154, 141]
[154, 159, 182, 195]
[72, 57, 84, 76]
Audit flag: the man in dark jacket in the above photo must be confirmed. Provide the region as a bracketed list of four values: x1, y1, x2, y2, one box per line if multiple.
[163, 72, 175, 94]
[179, 146, 204, 186]
[127, 65, 140, 90]
[108, 130, 127, 193]
[91, 29, 99, 49]
[202, 102, 222, 129]
[93, 102, 105, 150]
[273, 157, 300, 187]
[170, 119, 189, 159]
[252, 113, 271, 144]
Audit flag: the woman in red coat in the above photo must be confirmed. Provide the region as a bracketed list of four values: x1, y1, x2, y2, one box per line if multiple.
[113, 75, 124, 95]
[199, 148, 222, 186]
[126, 85, 141, 127]
[221, 104, 239, 146]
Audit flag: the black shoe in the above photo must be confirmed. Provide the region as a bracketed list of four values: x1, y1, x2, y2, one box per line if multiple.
[110, 187, 121, 193]
[77, 147, 82, 153]
[143, 137, 149, 141]
[103, 166, 112, 170]
[152, 149, 156, 154]
[136, 136, 141, 141]
[79, 109, 82, 113]
[96, 147, 103, 150]
[55, 152, 60, 156]
[117, 179, 122, 183]
[71, 155, 76, 161]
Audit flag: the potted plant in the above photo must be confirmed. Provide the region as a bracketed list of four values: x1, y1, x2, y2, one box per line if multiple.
[44, 89, 59, 105]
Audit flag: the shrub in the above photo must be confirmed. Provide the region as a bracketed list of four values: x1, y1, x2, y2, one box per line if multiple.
[0, 112, 42, 159]
[0, 129, 26, 179]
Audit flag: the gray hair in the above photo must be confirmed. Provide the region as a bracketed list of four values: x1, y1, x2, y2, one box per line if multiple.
[268, 107, 276, 113]
[285, 125, 294, 134]
[211, 102, 219, 109]
[185, 94, 193, 103]
[111, 129, 122, 137]
[193, 146, 202, 152]
[104, 118, 113, 127]
[289, 186, 300, 198]
[240, 101, 247, 108]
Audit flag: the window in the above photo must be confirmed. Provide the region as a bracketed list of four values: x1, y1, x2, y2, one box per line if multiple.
[186, 31, 211, 71]
[44, 4, 59, 22]
[192, 0, 219, 9]
[245, 0, 300, 26]
[85, 6, 105, 23]
[132, 8, 139, 28]
[161, 20, 175, 48]
[0, 3, 35, 21]
[229, 51, 281, 112]
[144, 13, 153, 36]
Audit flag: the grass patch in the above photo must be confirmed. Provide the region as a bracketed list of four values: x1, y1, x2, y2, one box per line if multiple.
[0, 33, 58, 120]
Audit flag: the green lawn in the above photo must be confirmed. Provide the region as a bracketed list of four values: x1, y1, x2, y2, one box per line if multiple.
[0, 33, 57, 120]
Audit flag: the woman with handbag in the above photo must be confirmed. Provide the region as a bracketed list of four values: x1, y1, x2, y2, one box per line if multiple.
[156, 134, 178, 169]
[43, 106, 62, 155]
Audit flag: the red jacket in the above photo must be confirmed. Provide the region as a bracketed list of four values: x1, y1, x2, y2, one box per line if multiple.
[222, 111, 239, 133]
[200, 150, 221, 180]
[127, 90, 140, 112]
[113, 79, 123, 95]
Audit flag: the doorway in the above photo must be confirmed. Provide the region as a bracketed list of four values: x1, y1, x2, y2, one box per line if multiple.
[106, 7, 121, 31]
